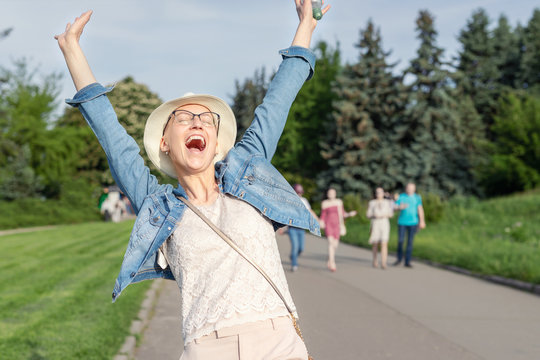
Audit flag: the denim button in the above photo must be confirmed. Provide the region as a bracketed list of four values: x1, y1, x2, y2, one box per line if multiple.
[168, 226, 172, 231]
[112, 292, 117, 299]
[153, 216, 160, 222]
[130, 272, 136, 278]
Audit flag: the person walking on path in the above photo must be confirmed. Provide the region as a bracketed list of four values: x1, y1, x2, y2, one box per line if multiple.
[366, 187, 394, 269]
[393, 183, 426, 268]
[280, 184, 319, 272]
[54, 2, 329, 359]
[320, 188, 357, 272]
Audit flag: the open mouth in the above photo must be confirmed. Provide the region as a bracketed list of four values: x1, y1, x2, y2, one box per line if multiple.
[185, 135, 206, 152]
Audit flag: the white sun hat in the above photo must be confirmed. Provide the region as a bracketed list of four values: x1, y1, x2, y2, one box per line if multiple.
[143, 93, 237, 178]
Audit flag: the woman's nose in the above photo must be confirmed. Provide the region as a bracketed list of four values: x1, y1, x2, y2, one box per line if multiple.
[190, 115, 204, 128]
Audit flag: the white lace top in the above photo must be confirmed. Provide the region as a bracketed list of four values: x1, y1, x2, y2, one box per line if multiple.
[162, 192, 296, 345]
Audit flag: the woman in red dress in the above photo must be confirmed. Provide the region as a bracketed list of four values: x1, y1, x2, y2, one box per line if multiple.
[320, 188, 356, 272]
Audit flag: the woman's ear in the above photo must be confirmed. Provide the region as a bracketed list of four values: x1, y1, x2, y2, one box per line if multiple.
[160, 137, 169, 153]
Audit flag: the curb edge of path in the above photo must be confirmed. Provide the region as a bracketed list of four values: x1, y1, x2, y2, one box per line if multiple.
[113, 279, 164, 360]
[341, 240, 540, 297]
[419, 258, 540, 296]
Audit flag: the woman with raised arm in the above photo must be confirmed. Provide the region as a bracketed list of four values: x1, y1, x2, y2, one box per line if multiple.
[55, 1, 329, 359]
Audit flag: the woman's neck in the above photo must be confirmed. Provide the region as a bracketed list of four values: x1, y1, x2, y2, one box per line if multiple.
[178, 170, 219, 206]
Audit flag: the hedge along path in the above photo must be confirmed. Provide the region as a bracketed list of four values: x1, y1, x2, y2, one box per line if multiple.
[0, 221, 151, 360]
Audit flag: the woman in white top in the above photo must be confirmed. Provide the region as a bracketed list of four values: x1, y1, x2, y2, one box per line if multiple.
[55, 1, 330, 359]
[366, 187, 394, 269]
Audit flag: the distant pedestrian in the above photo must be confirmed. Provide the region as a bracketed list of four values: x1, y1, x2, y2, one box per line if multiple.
[366, 187, 394, 269]
[279, 184, 319, 272]
[393, 183, 426, 268]
[100, 190, 126, 222]
[320, 188, 357, 272]
[98, 187, 109, 210]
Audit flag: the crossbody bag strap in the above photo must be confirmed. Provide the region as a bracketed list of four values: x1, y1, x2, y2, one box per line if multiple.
[176, 195, 313, 359]
[177, 195, 295, 315]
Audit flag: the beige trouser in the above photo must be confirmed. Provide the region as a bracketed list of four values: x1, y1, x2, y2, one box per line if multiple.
[180, 316, 309, 360]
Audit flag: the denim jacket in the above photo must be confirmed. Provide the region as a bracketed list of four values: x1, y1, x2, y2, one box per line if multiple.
[67, 46, 320, 303]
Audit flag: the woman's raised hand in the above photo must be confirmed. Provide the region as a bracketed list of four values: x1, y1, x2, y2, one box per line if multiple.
[291, 0, 330, 48]
[54, 10, 93, 51]
[54, 10, 97, 91]
[294, 0, 330, 28]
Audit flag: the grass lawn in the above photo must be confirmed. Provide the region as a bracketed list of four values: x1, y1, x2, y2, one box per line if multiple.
[0, 221, 151, 360]
[342, 189, 540, 284]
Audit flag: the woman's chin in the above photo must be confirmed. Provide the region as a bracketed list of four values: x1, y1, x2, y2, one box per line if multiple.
[178, 157, 214, 175]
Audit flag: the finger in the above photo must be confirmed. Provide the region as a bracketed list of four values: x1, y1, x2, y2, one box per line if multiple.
[80, 10, 93, 23]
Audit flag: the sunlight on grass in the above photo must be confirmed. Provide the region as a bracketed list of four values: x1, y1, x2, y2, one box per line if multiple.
[0, 221, 151, 360]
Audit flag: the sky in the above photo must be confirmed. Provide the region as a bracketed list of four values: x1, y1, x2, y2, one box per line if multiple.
[1, 0, 539, 112]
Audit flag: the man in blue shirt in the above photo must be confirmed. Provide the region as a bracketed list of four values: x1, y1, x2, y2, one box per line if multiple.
[393, 183, 426, 267]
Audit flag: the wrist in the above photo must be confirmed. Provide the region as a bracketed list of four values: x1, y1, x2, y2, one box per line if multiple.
[59, 39, 82, 54]
[291, 22, 314, 48]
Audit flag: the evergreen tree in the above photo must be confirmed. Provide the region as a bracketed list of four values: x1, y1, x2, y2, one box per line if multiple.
[492, 15, 521, 89]
[520, 9, 540, 91]
[273, 41, 341, 179]
[404, 10, 483, 196]
[230, 67, 268, 142]
[456, 9, 500, 127]
[317, 20, 407, 198]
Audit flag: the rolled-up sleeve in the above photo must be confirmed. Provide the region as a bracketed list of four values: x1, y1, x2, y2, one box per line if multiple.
[65, 83, 114, 106]
[278, 46, 316, 81]
[65, 83, 161, 212]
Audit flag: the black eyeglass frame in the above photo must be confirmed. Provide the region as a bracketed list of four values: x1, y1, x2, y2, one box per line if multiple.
[163, 110, 221, 135]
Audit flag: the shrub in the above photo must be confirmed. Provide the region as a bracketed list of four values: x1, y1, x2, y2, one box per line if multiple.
[420, 192, 446, 223]
[0, 178, 102, 230]
[343, 193, 369, 224]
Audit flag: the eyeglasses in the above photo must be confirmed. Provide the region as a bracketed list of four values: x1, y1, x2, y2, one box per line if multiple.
[164, 110, 220, 133]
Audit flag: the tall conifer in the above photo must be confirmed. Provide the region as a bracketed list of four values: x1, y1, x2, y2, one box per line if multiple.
[404, 10, 483, 196]
[521, 9, 540, 90]
[318, 20, 407, 198]
[456, 9, 500, 127]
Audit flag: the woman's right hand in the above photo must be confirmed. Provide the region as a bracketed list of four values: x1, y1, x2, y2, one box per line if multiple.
[54, 10, 97, 91]
[55, 10, 93, 51]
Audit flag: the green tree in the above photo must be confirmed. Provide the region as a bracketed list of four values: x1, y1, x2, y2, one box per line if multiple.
[492, 15, 522, 89]
[57, 76, 166, 185]
[403, 10, 484, 196]
[478, 92, 540, 195]
[273, 41, 341, 179]
[317, 21, 406, 198]
[456, 9, 501, 128]
[0, 60, 61, 198]
[230, 67, 268, 142]
[520, 9, 540, 91]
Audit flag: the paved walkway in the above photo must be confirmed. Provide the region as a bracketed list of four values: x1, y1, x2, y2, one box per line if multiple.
[132, 234, 540, 360]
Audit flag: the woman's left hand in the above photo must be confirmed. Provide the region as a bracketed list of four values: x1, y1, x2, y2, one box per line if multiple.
[294, 0, 330, 28]
[291, 0, 331, 48]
